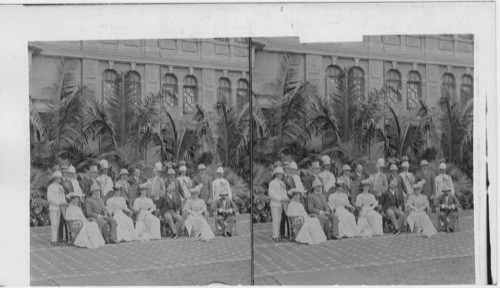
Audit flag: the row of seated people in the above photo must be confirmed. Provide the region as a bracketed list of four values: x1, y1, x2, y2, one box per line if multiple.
[269, 166, 460, 245]
[48, 170, 238, 248]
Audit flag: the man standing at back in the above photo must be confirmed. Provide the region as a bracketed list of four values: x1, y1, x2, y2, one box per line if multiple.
[97, 160, 114, 202]
[318, 155, 336, 196]
[146, 162, 166, 206]
[415, 160, 436, 212]
[192, 164, 213, 214]
[351, 164, 367, 206]
[80, 165, 100, 197]
[371, 159, 388, 201]
[435, 162, 455, 206]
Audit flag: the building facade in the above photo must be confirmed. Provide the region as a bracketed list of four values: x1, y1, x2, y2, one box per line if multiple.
[29, 38, 250, 131]
[252, 35, 474, 112]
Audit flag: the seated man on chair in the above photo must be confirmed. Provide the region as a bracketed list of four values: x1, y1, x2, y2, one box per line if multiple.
[157, 183, 184, 238]
[437, 184, 460, 233]
[379, 178, 407, 234]
[307, 180, 340, 240]
[215, 190, 238, 237]
[85, 184, 118, 244]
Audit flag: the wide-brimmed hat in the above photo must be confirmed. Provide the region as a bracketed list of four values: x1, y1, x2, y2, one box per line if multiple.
[289, 161, 298, 170]
[90, 183, 101, 192]
[138, 183, 149, 191]
[361, 178, 373, 187]
[288, 188, 306, 196]
[66, 191, 84, 200]
[167, 168, 175, 175]
[389, 164, 398, 171]
[401, 161, 409, 168]
[273, 167, 284, 175]
[52, 171, 63, 179]
[321, 155, 331, 166]
[198, 164, 207, 170]
[216, 167, 224, 174]
[99, 159, 109, 170]
[439, 163, 447, 170]
[179, 165, 187, 172]
[336, 177, 347, 186]
[114, 182, 123, 190]
[190, 184, 203, 194]
[311, 161, 320, 169]
[312, 180, 323, 189]
[413, 180, 425, 191]
[120, 168, 129, 175]
[68, 166, 76, 174]
[342, 164, 351, 171]
[89, 165, 98, 173]
[420, 160, 429, 166]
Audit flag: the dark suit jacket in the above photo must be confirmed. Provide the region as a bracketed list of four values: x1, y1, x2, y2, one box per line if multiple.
[415, 170, 435, 199]
[157, 193, 182, 216]
[307, 192, 329, 215]
[80, 179, 100, 197]
[387, 174, 406, 195]
[351, 172, 368, 196]
[283, 175, 295, 191]
[85, 196, 108, 218]
[192, 174, 213, 203]
[61, 179, 74, 195]
[437, 193, 460, 211]
[215, 198, 238, 215]
[379, 189, 405, 213]
[301, 174, 323, 191]
[165, 179, 185, 199]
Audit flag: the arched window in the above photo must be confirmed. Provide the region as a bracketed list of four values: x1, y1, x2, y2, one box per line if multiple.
[102, 69, 118, 102]
[406, 71, 421, 109]
[217, 77, 231, 105]
[161, 74, 178, 111]
[183, 75, 197, 114]
[325, 65, 343, 96]
[236, 79, 249, 108]
[125, 71, 141, 103]
[441, 73, 456, 99]
[385, 69, 402, 107]
[460, 74, 473, 103]
[348, 67, 365, 99]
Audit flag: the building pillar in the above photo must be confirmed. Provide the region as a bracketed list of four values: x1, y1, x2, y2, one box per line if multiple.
[145, 64, 160, 100]
[425, 64, 441, 106]
[305, 54, 322, 91]
[82, 59, 99, 98]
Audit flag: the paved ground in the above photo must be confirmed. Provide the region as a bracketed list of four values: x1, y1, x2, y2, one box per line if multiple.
[31, 215, 250, 285]
[254, 210, 474, 285]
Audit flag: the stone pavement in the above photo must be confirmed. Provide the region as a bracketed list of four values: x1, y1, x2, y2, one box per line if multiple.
[253, 211, 474, 280]
[31, 215, 250, 284]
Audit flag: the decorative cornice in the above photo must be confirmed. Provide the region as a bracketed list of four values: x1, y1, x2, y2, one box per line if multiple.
[261, 40, 474, 68]
[35, 43, 249, 72]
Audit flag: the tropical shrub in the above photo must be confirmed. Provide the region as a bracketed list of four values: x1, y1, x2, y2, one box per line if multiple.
[30, 168, 52, 227]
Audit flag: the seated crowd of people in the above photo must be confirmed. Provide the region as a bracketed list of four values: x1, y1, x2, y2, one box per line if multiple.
[46, 159, 238, 249]
[268, 156, 461, 245]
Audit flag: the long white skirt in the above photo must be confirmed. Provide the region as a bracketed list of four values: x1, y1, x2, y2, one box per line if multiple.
[359, 207, 383, 236]
[113, 211, 136, 242]
[73, 221, 105, 249]
[295, 216, 327, 245]
[335, 207, 359, 238]
[135, 212, 161, 241]
[407, 211, 437, 238]
[185, 215, 215, 242]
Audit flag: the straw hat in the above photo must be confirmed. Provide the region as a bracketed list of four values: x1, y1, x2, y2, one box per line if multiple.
[312, 179, 323, 189]
[216, 167, 224, 174]
[287, 188, 306, 196]
[52, 171, 63, 179]
[361, 178, 373, 187]
[273, 167, 284, 175]
[66, 191, 84, 200]
[190, 184, 203, 194]
[289, 161, 298, 170]
[412, 180, 425, 191]
[337, 177, 347, 186]
[420, 160, 429, 166]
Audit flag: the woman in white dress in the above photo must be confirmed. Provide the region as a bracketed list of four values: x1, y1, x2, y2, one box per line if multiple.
[184, 184, 215, 242]
[65, 193, 105, 248]
[355, 178, 383, 236]
[328, 178, 359, 238]
[286, 189, 326, 245]
[133, 186, 161, 241]
[106, 185, 136, 242]
[406, 180, 437, 238]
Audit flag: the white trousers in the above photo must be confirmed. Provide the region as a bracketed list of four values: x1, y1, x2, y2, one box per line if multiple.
[49, 209, 61, 242]
[271, 205, 282, 238]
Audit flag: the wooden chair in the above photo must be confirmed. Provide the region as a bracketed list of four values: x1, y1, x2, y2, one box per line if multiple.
[282, 202, 304, 241]
[60, 206, 83, 244]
